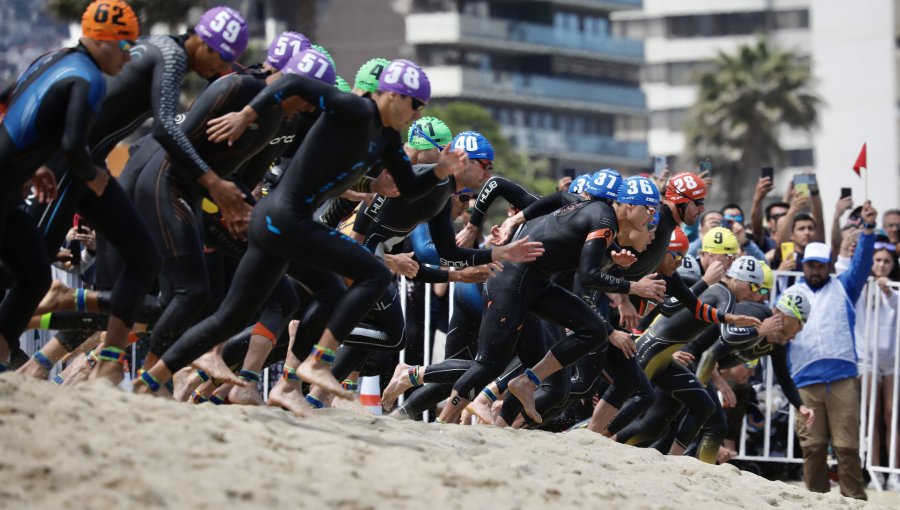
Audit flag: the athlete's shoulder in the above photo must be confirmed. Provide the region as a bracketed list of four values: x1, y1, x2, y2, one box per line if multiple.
[732, 301, 772, 319]
[132, 35, 187, 67]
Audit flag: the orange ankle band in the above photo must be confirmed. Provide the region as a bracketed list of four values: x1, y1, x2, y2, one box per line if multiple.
[251, 322, 277, 346]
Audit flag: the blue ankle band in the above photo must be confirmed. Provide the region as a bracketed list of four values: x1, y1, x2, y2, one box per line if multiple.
[305, 394, 325, 409]
[0, 362, 7, 374]
[195, 369, 210, 382]
[75, 289, 87, 312]
[191, 391, 208, 404]
[524, 368, 542, 386]
[283, 367, 302, 382]
[52, 374, 65, 385]
[481, 387, 498, 402]
[238, 369, 260, 382]
[209, 395, 225, 405]
[32, 351, 54, 371]
[139, 371, 161, 392]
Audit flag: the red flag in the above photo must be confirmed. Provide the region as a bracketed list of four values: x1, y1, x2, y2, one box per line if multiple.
[853, 143, 867, 176]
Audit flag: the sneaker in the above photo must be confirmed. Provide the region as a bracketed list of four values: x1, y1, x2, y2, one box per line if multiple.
[868, 472, 885, 490]
[886, 473, 900, 492]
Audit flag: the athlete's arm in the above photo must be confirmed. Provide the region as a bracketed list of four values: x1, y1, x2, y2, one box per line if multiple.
[381, 132, 443, 200]
[427, 200, 494, 267]
[770, 344, 805, 409]
[660, 272, 724, 323]
[578, 224, 630, 294]
[694, 340, 732, 384]
[60, 79, 98, 182]
[521, 191, 576, 222]
[351, 195, 385, 237]
[409, 224, 440, 266]
[468, 176, 539, 229]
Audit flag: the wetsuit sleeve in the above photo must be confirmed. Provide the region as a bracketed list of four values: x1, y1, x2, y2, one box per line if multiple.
[148, 50, 210, 178]
[382, 133, 441, 200]
[427, 200, 494, 267]
[351, 195, 384, 236]
[521, 191, 571, 221]
[400, 238, 448, 283]
[578, 221, 630, 294]
[771, 344, 804, 409]
[695, 340, 732, 384]
[247, 74, 369, 124]
[410, 224, 440, 266]
[60, 80, 98, 181]
[659, 273, 724, 323]
[469, 177, 539, 229]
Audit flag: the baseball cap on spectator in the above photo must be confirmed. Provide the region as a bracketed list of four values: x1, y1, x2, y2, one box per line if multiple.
[801, 242, 831, 264]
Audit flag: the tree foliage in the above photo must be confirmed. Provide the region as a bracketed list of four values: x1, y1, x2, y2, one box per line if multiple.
[686, 39, 821, 204]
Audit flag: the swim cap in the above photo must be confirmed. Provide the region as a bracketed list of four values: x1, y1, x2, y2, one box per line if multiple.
[725, 255, 765, 285]
[282, 48, 336, 85]
[408, 116, 452, 151]
[568, 174, 590, 194]
[195, 6, 249, 62]
[665, 172, 706, 204]
[701, 227, 739, 255]
[776, 285, 813, 323]
[355, 57, 390, 94]
[617, 176, 660, 207]
[677, 254, 702, 279]
[378, 59, 431, 102]
[451, 131, 494, 160]
[669, 227, 689, 253]
[760, 262, 774, 292]
[311, 44, 335, 67]
[82, 0, 139, 41]
[335, 76, 351, 92]
[266, 32, 311, 70]
[584, 169, 622, 201]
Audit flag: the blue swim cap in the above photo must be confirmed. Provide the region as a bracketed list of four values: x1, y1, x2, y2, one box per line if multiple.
[451, 130, 494, 160]
[617, 176, 660, 206]
[583, 169, 622, 201]
[568, 174, 591, 194]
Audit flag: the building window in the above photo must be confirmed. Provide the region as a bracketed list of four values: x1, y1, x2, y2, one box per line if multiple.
[666, 10, 809, 39]
[785, 148, 814, 168]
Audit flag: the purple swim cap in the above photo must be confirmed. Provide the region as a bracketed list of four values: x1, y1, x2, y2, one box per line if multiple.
[282, 48, 337, 84]
[377, 59, 431, 103]
[266, 32, 311, 70]
[195, 6, 249, 62]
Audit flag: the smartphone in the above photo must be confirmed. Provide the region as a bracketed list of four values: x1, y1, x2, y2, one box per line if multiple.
[781, 242, 795, 263]
[841, 187, 852, 199]
[699, 159, 712, 176]
[795, 182, 810, 198]
[721, 218, 734, 229]
[563, 168, 576, 179]
[761, 166, 774, 181]
[653, 156, 666, 177]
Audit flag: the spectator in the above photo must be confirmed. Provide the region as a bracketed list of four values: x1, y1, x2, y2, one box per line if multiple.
[688, 211, 723, 257]
[884, 209, 900, 251]
[721, 203, 745, 229]
[788, 201, 877, 500]
[856, 237, 900, 491]
[557, 175, 573, 192]
[771, 211, 818, 271]
[834, 227, 860, 275]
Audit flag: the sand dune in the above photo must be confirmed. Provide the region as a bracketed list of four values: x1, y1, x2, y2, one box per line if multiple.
[0, 373, 894, 510]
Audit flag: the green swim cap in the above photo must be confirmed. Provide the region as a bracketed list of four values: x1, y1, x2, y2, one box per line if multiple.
[335, 75, 351, 92]
[407, 117, 452, 151]
[354, 57, 390, 94]
[311, 44, 335, 67]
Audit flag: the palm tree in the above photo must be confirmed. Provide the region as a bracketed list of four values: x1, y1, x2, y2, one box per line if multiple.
[686, 39, 822, 203]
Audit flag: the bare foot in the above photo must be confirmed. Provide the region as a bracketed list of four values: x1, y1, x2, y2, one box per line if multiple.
[210, 383, 232, 404]
[467, 401, 496, 424]
[492, 415, 510, 427]
[228, 381, 264, 406]
[507, 375, 542, 424]
[190, 350, 246, 387]
[306, 385, 335, 408]
[296, 359, 353, 400]
[190, 380, 217, 404]
[34, 280, 74, 314]
[17, 359, 50, 380]
[381, 362, 413, 411]
[172, 367, 202, 402]
[60, 354, 93, 386]
[267, 380, 311, 417]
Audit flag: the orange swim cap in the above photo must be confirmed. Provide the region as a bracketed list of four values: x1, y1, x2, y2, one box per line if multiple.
[82, 0, 139, 41]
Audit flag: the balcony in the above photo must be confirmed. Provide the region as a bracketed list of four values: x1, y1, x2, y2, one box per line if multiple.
[426, 66, 646, 116]
[503, 125, 648, 165]
[406, 12, 643, 64]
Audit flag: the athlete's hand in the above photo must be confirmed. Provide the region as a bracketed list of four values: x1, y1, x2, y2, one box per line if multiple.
[629, 274, 666, 301]
[671, 350, 694, 366]
[207, 106, 258, 146]
[30, 165, 58, 203]
[702, 260, 725, 286]
[384, 253, 419, 279]
[450, 264, 501, 283]
[456, 223, 480, 248]
[798, 405, 815, 430]
[493, 213, 525, 246]
[203, 174, 250, 238]
[717, 446, 737, 464]
[609, 330, 636, 359]
[371, 171, 399, 197]
[716, 381, 737, 409]
[435, 145, 468, 179]
[756, 314, 783, 337]
[611, 249, 637, 268]
[724, 313, 763, 328]
[339, 190, 371, 203]
[86, 167, 110, 197]
[492, 235, 544, 263]
[617, 298, 640, 331]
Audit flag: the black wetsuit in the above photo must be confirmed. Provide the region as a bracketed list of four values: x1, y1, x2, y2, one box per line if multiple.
[159, 75, 445, 372]
[0, 45, 106, 347]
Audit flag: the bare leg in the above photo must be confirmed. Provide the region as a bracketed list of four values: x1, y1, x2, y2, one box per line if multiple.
[587, 399, 619, 436]
[507, 353, 564, 424]
[172, 367, 202, 402]
[295, 329, 352, 399]
[437, 389, 470, 424]
[467, 383, 500, 424]
[382, 362, 415, 411]
[228, 334, 273, 406]
[34, 280, 76, 314]
[88, 316, 131, 383]
[18, 337, 70, 379]
[190, 346, 245, 387]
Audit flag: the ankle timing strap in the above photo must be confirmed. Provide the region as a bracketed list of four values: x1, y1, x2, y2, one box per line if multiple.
[191, 390, 208, 404]
[341, 379, 358, 392]
[310, 344, 336, 365]
[305, 394, 325, 409]
[139, 370, 161, 392]
[238, 369, 260, 383]
[52, 374, 65, 385]
[481, 387, 498, 402]
[524, 368, 542, 387]
[209, 395, 226, 405]
[96, 347, 126, 365]
[74, 288, 87, 312]
[408, 366, 421, 386]
[282, 367, 302, 382]
[32, 351, 54, 371]
[195, 369, 211, 382]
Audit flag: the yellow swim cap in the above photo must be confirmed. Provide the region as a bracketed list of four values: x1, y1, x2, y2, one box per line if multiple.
[760, 262, 774, 292]
[701, 227, 739, 255]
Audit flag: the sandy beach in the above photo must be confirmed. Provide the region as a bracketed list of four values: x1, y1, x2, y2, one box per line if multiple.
[0, 373, 897, 510]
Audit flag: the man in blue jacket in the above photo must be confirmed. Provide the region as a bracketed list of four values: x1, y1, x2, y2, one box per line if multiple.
[788, 200, 877, 500]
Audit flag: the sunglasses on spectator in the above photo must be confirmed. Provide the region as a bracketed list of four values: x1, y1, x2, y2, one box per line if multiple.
[874, 242, 896, 251]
